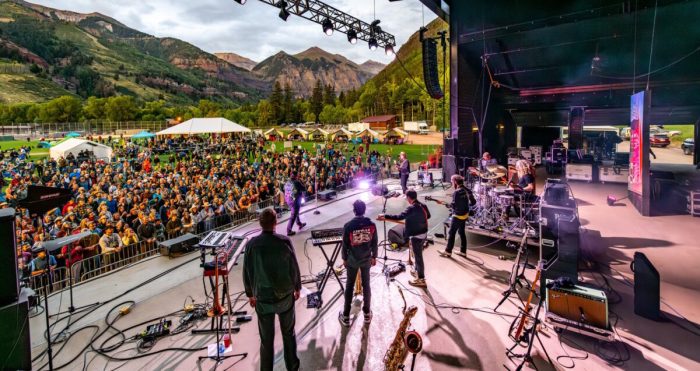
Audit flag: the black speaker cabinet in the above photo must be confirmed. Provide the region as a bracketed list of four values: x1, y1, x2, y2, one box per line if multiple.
[632, 252, 661, 321]
[0, 288, 31, 370]
[443, 138, 457, 156]
[0, 208, 19, 306]
[539, 207, 580, 296]
[159, 233, 199, 257]
[422, 38, 443, 99]
[442, 155, 457, 180]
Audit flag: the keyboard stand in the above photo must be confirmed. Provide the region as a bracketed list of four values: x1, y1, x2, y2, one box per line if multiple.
[307, 241, 344, 309]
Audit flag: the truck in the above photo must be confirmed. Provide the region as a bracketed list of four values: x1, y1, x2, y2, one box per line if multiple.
[403, 121, 429, 134]
[347, 122, 370, 133]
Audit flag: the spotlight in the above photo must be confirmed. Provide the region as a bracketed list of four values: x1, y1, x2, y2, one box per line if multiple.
[347, 29, 357, 44]
[233, 0, 246, 4]
[385, 44, 395, 56]
[359, 180, 371, 190]
[368, 37, 378, 51]
[275, 1, 289, 21]
[322, 18, 333, 36]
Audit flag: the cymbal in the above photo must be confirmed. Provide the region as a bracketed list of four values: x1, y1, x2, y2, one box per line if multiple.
[479, 173, 502, 180]
[486, 164, 508, 176]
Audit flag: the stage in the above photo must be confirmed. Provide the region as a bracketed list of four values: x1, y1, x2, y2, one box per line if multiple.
[29, 176, 700, 370]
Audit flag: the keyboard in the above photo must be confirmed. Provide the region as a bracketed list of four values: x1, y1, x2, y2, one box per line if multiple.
[200, 231, 246, 277]
[310, 228, 343, 246]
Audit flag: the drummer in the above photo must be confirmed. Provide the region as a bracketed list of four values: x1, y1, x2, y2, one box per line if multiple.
[479, 152, 498, 171]
[509, 160, 536, 200]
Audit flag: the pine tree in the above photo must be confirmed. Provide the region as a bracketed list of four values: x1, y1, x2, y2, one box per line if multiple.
[310, 80, 324, 122]
[269, 81, 283, 124]
[283, 83, 295, 123]
[323, 84, 336, 106]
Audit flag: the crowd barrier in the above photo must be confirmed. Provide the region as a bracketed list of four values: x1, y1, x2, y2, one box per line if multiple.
[26, 173, 379, 298]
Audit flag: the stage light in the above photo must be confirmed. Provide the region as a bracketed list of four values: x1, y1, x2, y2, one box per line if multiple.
[276, 1, 289, 21]
[359, 180, 370, 190]
[322, 18, 333, 36]
[347, 29, 357, 44]
[385, 44, 395, 56]
[368, 37, 378, 51]
[233, 0, 246, 4]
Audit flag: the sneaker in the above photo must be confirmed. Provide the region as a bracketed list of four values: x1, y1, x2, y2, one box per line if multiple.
[410, 270, 418, 278]
[438, 250, 451, 258]
[298, 222, 307, 230]
[287, 231, 296, 236]
[363, 310, 373, 324]
[409, 278, 427, 288]
[455, 251, 467, 258]
[338, 311, 350, 327]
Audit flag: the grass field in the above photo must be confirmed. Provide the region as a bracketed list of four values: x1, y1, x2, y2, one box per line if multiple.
[1, 139, 437, 164]
[661, 125, 695, 147]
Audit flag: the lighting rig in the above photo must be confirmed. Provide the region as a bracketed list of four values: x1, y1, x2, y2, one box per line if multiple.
[233, 0, 396, 54]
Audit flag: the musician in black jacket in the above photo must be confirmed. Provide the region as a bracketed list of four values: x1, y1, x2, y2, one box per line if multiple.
[379, 190, 431, 288]
[338, 200, 378, 327]
[439, 175, 470, 258]
[244, 209, 301, 371]
[398, 152, 410, 194]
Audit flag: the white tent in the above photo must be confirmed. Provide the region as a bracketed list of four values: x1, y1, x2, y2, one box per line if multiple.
[308, 128, 330, 141]
[156, 117, 251, 136]
[332, 128, 354, 141]
[287, 128, 308, 140]
[49, 138, 113, 162]
[356, 128, 381, 139]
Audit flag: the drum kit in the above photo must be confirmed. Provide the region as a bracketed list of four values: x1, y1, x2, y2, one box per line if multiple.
[467, 165, 537, 235]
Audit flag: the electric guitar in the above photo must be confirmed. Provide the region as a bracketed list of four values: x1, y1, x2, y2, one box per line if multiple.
[424, 195, 451, 209]
[509, 260, 544, 344]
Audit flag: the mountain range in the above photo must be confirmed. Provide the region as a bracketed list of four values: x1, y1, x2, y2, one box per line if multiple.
[0, 0, 385, 104]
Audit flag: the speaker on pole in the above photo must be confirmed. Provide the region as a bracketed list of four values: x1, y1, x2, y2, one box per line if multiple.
[422, 38, 443, 99]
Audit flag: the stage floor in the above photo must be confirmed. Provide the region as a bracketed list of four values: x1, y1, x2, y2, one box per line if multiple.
[29, 176, 700, 370]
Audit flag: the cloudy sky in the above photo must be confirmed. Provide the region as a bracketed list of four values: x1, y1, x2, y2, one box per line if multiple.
[30, 0, 436, 65]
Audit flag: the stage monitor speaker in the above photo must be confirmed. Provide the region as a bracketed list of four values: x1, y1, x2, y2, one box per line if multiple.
[159, 233, 199, 257]
[632, 252, 661, 321]
[546, 282, 608, 329]
[0, 289, 31, 370]
[540, 210, 580, 297]
[422, 38, 443, 99]
[0, 208, 19, 306]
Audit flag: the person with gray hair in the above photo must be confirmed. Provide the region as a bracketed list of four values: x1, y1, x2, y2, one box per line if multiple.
[243, 208, 301, 371]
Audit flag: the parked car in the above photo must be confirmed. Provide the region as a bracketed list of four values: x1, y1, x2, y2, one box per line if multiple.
[650, 133, 670, 147]
[682, 138, 695, 155]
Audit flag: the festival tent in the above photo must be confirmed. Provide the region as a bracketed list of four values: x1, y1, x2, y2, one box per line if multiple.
[131, 130, 156, 140]
[264, 128, 283, 141]
[355, 128, 381, 143]
[384, 128, 409, 144]
[331, 128, 354, 142]
[155, 117, 251, 136]
[287, 128, 308, 140]
[49, 138, 113, 162]
[308, 128, 330, 141]
[65, 131, 81, 138]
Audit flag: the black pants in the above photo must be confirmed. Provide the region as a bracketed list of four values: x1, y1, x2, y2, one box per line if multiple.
[400, 173, 409, 193]
[445, 217, 467, 254]
[411, 236, 426, 279]
[286, 204, 303, 233]
[257, 298, 299, 371]
[343, 263, 371, 317]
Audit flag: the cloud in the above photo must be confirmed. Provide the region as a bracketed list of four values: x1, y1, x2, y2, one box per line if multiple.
[29, 0, 436, 64]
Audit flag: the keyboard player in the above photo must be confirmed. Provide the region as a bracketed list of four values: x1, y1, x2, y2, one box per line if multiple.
[338, 200, 377, 327]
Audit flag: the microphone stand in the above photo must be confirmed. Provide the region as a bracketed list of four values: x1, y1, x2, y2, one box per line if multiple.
[379, 194, 404, 268]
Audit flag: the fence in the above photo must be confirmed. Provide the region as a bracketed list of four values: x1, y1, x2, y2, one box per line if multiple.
[26, 173, 378, 298]
[2, 121, 169, 139]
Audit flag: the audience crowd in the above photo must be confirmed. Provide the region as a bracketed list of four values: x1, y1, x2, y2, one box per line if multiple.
[1, 134, 389, 281]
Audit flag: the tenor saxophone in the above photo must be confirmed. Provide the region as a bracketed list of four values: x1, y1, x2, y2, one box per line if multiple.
[383, 305, 418, 371]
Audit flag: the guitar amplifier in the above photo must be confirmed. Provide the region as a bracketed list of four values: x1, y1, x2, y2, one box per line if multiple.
[546, 281, 608, 329]
[159, 233, 199, 257]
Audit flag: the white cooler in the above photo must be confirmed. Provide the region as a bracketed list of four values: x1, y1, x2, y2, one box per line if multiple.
[598, 166, 628, 184]
[566, 163, 594, 182]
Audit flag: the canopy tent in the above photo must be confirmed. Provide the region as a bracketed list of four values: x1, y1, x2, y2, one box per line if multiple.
[253, 129, 264, 137]
[384, 128, 409, 144]
[65, 131, 81, 138]
[264, 128, 283, 140]
[131, 130, 156, 140]
[49, 138, 113, 162]
[156, 117, 251, 136]
[355, 128, 381, 140]
[287, 128, 308, 140]
[308, 128, 330, 141]
[332, 128, 354, 142]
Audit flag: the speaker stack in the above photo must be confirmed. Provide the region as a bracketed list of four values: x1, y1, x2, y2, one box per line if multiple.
[0, 208, 32, 370]
[422, 38, 443, 100]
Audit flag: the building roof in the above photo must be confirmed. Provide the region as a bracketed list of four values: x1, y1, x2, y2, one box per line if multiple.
[361, 115, 397, 123]
[156, 118, 250, 135]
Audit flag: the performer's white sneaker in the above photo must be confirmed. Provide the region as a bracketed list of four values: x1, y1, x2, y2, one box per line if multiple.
[438, 250, 451, 258]
[455, 251, 467, 258]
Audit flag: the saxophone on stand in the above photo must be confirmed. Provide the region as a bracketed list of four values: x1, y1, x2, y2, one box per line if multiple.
[383, 287, 421, 371]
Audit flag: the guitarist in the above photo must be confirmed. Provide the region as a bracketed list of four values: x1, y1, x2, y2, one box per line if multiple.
[438, 175, 471, 258]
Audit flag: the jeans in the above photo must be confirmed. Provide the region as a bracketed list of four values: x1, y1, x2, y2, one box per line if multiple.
[446, 217, 467, 254]
[286, 204, 303, 233]
[400, 174, 409, 193]
[256, 296, 299, 371]
[343, 263, 371, 317]
[410, 236, 426, 279]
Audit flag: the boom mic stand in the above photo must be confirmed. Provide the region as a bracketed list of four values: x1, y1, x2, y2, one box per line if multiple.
[378, 194, 405, 273]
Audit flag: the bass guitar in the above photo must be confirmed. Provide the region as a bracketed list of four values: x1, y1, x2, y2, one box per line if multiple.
[509, 260, 544, 344]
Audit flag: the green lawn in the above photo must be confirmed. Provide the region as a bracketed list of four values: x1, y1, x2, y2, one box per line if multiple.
[0, 139, 49, 159]
[661, 125, 695, 147]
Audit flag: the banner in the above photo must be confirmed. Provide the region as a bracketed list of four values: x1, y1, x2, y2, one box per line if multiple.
[628, 92, 645, 195]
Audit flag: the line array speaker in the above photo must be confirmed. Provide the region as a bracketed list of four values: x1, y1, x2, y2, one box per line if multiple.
[422, 38, 443, 99]
[0, 208, 19, 306]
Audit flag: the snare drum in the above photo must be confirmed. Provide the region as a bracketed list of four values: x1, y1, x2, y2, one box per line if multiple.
[490, 186, 509, 198]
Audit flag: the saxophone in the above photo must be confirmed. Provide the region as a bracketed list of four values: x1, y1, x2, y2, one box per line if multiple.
[383, 305, 418, 371]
